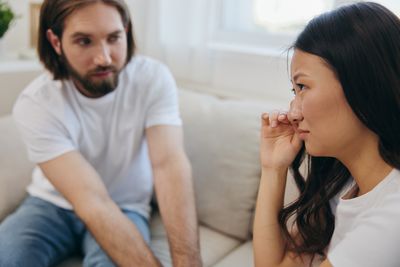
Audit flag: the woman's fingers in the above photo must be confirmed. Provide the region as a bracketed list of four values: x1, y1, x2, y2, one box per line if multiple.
[262, 113, 270, 126]
[278, 112, 290, 124]
[262, 111, 291, 128]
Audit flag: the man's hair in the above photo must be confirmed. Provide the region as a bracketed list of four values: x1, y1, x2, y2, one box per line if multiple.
[38, 0, 135, 80]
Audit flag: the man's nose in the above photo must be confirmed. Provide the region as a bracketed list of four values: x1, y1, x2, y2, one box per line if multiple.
[288, 97, 303, 123]
[93, 43, 112, 66]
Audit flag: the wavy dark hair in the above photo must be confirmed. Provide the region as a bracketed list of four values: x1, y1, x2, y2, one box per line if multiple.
[38, 0, 135, 80]
[278, 1, 400, 259]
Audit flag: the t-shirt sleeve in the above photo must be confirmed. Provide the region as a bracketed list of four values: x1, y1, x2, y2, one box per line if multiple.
[328, 195, 400, 267]
[12, 94, 76, 163]
[145, 64, 182, 128]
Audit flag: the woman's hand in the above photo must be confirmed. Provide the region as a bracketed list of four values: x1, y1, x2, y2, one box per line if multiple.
[260, 112, 303, 170]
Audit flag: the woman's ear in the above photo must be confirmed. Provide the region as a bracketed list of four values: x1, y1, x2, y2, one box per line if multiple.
[46, 29, 62, 55]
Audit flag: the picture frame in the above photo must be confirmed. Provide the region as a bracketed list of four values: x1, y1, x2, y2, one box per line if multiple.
[29, 2, 42, 48]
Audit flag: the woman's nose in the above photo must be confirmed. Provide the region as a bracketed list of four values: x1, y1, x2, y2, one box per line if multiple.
[288, 97, 303, 123]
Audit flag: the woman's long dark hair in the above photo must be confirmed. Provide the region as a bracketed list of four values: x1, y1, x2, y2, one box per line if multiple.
[278, 1, 400, 258]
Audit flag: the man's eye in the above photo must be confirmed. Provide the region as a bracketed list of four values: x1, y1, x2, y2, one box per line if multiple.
[77, 38, 91, 46]
[108, 35, 120, 43]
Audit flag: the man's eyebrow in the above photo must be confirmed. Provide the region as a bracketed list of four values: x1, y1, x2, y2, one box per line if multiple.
[70, 30, 124, 39]
[70, 32, 92, 39]
[108, 30, 124, 35]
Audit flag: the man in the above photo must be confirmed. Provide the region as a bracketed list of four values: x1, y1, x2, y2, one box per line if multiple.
[0, 0, 201, 266]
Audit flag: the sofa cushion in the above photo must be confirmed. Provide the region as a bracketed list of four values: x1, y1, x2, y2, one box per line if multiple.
[0, 115, 34, 221]
[213, 241, 253, 267]
[178, 89, 284, 240]
[150, 212, 241, 267]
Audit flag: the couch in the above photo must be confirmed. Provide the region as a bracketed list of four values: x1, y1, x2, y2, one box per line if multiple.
[0, 88, 300, 267]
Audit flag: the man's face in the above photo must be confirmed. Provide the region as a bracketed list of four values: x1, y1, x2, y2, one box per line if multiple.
[52, 2, 128, 97]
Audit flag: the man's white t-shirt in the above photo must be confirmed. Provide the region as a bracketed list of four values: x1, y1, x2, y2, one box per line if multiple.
[12, 56, 182, 219]
[328, 168, 400, 267]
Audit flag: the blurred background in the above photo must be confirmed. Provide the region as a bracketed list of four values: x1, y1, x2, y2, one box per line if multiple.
[1, 0, 400, 115]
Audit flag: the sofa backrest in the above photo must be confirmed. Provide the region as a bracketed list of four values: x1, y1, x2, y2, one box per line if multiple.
[178, 89, 293, 240]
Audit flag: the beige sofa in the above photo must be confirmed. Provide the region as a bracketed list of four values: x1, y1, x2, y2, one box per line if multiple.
[0, 88, 299, 267]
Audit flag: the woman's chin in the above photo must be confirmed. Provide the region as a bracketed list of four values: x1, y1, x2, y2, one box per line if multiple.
[304, 143, 327, 157]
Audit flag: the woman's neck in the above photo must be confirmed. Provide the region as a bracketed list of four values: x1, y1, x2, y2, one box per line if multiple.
[338, 135, 393, 197]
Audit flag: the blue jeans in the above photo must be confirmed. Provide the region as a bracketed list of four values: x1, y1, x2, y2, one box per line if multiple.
[0, 196, 150, 267]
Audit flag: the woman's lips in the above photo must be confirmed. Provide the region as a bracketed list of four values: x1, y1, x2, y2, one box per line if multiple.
[297, 129, 310, 139]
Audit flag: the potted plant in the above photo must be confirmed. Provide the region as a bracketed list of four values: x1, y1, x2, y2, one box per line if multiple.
[0, 1, 14, 39]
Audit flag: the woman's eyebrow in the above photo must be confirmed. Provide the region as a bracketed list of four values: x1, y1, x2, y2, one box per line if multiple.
[291, 72, 309, 82]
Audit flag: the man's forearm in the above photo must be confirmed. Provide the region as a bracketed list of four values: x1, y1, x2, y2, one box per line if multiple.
[38, 151, 160, 266]
[76, 196, 161, 267]
[154, 157, 202, 267]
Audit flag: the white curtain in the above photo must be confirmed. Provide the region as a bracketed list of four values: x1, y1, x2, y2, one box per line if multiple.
[128, 0, 214, 85]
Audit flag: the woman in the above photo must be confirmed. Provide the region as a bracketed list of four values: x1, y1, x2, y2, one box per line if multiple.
[253, 2, 400, 267]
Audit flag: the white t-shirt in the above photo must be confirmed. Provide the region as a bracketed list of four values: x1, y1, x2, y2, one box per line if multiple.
[12, 56, 182, 219]
[328, 168, 400, 267]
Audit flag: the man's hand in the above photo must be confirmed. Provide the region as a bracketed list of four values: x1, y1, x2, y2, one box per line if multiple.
[39, 151, 161, 267]
[147, 125, 202, 267]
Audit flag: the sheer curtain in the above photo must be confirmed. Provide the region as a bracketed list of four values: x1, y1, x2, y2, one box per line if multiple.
[129, 0, 214, 85]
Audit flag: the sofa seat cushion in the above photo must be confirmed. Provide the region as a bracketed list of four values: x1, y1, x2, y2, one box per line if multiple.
[150, 212, 242, 267]
[213, 241, 253, 267]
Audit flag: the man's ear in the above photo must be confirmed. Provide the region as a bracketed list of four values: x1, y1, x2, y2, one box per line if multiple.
[46, 29, 62, 55]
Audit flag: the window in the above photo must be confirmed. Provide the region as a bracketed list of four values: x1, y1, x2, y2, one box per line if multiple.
[253, 0, 334, 33]
[220, 0, 334, 34]
[211, 0, 400, 54]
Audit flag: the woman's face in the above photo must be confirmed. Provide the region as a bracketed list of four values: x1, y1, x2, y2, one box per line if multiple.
[288, 49, 370, 158]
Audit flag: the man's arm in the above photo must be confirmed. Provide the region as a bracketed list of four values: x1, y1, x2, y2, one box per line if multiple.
[39, 151, 161, 267]
[320, 260, 333, 267]
[146, 125, 202, 267]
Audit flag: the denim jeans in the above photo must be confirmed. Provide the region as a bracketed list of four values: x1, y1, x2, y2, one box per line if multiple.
[0, 196, 150, 267]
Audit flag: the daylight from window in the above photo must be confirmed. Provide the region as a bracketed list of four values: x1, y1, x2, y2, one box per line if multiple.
[253, 0, 334, 32]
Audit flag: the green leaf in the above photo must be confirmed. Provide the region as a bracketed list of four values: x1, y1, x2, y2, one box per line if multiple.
[0, 1, 15, 38]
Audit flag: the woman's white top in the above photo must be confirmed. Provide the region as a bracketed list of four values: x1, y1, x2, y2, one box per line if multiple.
[328, 168, 400, 267]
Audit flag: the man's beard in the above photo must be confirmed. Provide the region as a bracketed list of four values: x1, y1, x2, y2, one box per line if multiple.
[61, 52, 121, 98]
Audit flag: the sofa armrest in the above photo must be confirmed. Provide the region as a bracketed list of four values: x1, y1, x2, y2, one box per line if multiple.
[0, 115, 34, 221]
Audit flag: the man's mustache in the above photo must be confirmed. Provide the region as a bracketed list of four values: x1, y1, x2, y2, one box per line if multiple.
[88, 66, 118, 75]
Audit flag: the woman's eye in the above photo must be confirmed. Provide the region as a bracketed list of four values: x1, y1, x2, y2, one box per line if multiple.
[291, 84, 307, 95]
[297, 83, 305, 90]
